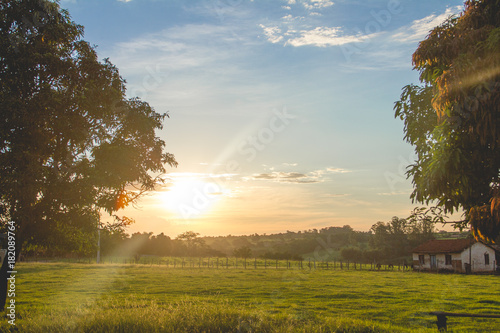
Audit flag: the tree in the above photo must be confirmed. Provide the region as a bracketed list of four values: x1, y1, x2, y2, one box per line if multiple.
[233, 246, 252, 259]
[340, 247, 363, 263]
[370, 217, 411, 259]
[394, 0, 500, 242]
[175, 231, 206, 256]
[0, 0, 176, 309]
[406, 207, 438, 247]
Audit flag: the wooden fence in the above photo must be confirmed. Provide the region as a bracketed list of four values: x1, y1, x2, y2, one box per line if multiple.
[92, 256, 412, 271]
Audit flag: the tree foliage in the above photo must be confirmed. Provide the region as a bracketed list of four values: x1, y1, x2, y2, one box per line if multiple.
[233, 246, 252, 259]
[370, 215, 435, 260]
[175, 231, 207, 256]
[0, 0, 177, 252]
[394, 0, 500, 242]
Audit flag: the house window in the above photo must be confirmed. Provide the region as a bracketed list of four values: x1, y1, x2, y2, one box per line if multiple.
[485, 253, 490, 265]
[419, 255, 425, 265]
[445, 255, 452, 265]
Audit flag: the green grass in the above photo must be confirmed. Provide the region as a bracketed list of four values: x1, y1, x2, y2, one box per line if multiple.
[1, 262, 499, 332]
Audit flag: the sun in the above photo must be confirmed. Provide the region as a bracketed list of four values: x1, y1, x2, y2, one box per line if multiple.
[159, 176, 224, 219]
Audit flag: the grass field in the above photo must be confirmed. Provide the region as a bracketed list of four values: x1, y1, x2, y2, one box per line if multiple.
[1, 262, 499, 332]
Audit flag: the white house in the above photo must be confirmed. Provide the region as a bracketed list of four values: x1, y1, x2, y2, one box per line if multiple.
[412, 238, 499, 273]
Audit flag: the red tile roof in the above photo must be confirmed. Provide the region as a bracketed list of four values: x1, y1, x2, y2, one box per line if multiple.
[412, 239, 476, 253]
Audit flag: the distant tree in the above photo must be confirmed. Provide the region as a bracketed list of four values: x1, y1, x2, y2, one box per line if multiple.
[370, 217, 410, 259]
[150, 233, 172, 256]
[363, 249, 384, 264]
[233, 246, 252, 259]
[176, 231, 206, 256]
[406, 207, 438, 247]
[340, 247, 363, 262]
[99, 226, 129, 256]
[394, 0, 500, 241]
[0, 0, 176, 309]
[129, 232, 153, 256]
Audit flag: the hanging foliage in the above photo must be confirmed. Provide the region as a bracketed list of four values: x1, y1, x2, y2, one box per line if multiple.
[395, 0, 500, 242]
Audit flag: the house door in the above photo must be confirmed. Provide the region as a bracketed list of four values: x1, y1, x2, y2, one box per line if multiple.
[430, 255, 437, 269]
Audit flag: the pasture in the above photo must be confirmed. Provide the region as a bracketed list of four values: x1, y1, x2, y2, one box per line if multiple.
[1, 262, 499, 332]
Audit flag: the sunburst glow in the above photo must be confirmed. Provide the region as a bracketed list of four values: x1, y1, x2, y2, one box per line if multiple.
[160, 177, 224, 219]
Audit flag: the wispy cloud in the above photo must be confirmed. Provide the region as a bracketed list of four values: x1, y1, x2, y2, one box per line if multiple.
[338, 6, 463, 72]
[258, 1, 376, 48]
[302, 0, 334, 10]
[251, 172, 316, 183]
[249, 167, 351, 184]
[323, 193, 351, 198]
[287, 26, 373, 47]
[259, 25, 284, 44]
[376, 191, 411, 196]
[390, 6, 462, 43]
[326, 167, 351, 173]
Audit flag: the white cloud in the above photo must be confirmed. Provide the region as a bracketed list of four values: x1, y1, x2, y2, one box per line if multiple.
[326, 167, 351, 173]
[259, 25, 284, 44]
[303, 0, 334, 10]
[259, 23, 374, 48]
[391, 6, 462, 43]
[118, 0, 133, 2]
[287, 27, 371, 47]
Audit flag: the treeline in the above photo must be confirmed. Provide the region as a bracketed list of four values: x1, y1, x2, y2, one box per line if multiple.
[24, 213, 448, 264]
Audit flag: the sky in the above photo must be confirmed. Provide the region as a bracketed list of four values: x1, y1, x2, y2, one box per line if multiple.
[59, 0, 465, 238]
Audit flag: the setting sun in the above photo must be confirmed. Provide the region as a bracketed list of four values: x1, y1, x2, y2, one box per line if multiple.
[160, 175, 225, 219]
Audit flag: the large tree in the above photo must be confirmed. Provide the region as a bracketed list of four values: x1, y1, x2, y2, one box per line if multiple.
[395, 0, 500, 242]
[0, 0, 176, 309]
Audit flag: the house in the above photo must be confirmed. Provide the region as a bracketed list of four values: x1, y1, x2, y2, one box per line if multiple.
[412, 238, 499, 273]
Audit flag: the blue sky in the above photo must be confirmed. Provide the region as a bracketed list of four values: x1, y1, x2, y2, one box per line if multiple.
[60, 0, 464, 237]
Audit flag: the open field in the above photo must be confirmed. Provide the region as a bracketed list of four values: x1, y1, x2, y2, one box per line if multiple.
[1, 262, 499, 332]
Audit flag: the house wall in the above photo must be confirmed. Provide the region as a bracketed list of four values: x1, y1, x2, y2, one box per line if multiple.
[459, 242, 496, 272]
[412, 253, 462, 272]
[413, 242, 497, 273]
